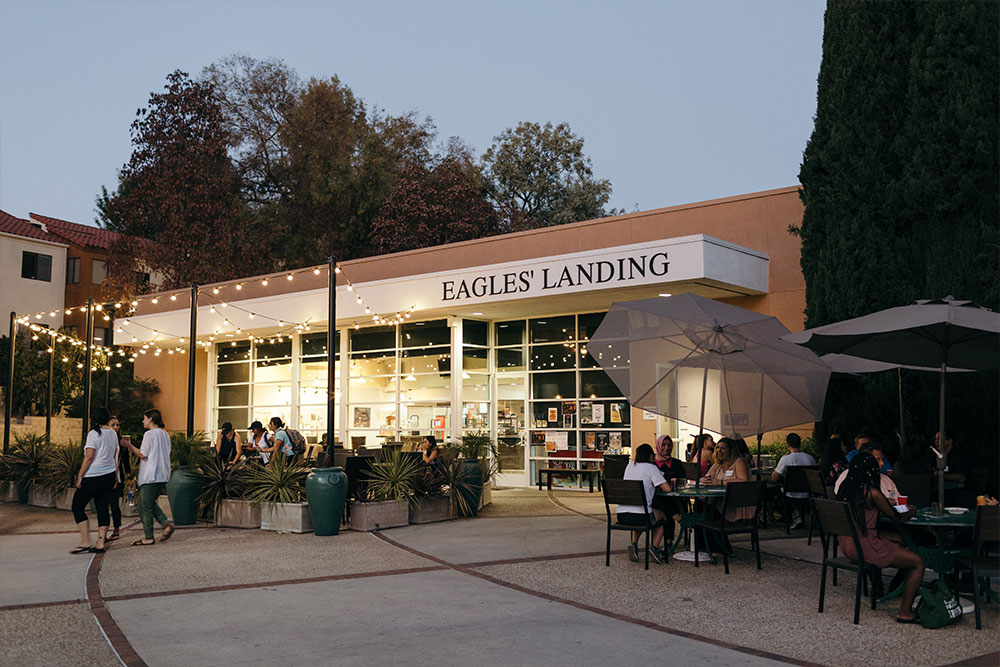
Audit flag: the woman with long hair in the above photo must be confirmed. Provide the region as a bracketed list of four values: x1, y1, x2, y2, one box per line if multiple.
[704, 437, 753, 522]
[70, 407, 120, 553]
[106, 415, 131, 542]
[835, 452, 924, 623]
[122, 409, 174, 546]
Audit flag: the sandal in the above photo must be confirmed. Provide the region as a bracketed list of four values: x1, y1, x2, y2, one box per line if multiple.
[896, 616, 921, 624]
[160, 524, 175, 542]
[130, 539, 155, 546]
[90, 537, 108, 554]
[107, 532, 121, 541]
[70, 546, 93, 554]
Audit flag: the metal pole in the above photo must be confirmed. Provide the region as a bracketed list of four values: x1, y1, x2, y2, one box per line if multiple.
[327, 257, 337, 463]
[82, 299, 94, 445]
[695, 364, 708, 490]
[187, 285, 198, 438]
[46, 331, 54, 439]
[3, 312, 15, 454]
[897, 367, 906, 448]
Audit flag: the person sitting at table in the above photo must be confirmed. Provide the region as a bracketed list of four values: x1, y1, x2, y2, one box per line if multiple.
[703, 438, 755, 521]
[836, 452, 924, 623]
[620, 443, 673, 564]
[691, 434, 715, 475]
[845, 433, 871, 463]
[651, 435, 684, 543]
[770, 433, 816, 530]
[820, 435, 849, 487]
[871, 443, 893, 476]
[732, 437, 752, 466]
[936, 431, 969, 485]
[834, 443, 901, 500]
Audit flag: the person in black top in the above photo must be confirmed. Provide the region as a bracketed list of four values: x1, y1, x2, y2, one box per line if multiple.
[216, 422, 242, 465]
[820, 436, 849, 486]
[107, 416, 131, 542]
[651, 435, 684, 542]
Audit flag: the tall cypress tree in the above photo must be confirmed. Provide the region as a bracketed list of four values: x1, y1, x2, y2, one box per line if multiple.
[798, 1, 999, 459]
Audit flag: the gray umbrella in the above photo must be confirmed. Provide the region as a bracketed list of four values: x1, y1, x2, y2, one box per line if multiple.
[588, 294, 831, 477]
[785, 297, 1000, 510]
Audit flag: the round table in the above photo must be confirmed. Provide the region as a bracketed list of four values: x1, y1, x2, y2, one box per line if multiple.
[662, 484, 727, 561]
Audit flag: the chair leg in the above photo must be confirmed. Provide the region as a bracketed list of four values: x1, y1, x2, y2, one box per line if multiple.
[807, 511, 815, 546]
[753, 528, 762, 570]
[784, 497, 791, 535]
[694, 528, 700, 568]
[832, 540, 839, 586]
[605, 525, 611, 567]
[721, 537, 730, 575]
[644, 528, 650, 571]
[819, 563, 827, 613]
[973, 563, 982, 630]
[854, 571, 863, 625]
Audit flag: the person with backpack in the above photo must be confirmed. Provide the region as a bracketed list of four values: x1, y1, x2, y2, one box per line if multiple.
[268, 417, 306, 463]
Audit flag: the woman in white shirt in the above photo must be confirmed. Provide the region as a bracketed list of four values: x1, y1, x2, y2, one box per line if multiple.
[123, 409, 174, 546]
[70, 407, 120, 554]
[619, 444, 674, 564]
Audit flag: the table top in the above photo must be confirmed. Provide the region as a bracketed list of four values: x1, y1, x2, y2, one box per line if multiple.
[663, 485, 728, 498]
[906, 507, 975, 528]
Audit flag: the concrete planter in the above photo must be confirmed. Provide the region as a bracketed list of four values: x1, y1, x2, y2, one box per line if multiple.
[261, 502, 313, 533]
[28, 487, 57, 508]
[3, 485, 20, 503]
[217, 499, 261, 528]
[479, 483, 492, 509]
[350, 499, 408, 531]
[408, 496, 452, 524]
[55, 488, 75, 510]
[119, 495, 140, 517]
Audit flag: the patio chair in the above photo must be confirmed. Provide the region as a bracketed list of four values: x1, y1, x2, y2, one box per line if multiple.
[812, 498, 877, 625]
[681, 461, 700, 481]
[954, 505, 1000, 630]
[692, 481, 764, 574]
[892, 475, 932, 508]
[780, 465, 818, 534]
[602, 479, 665, 571]
[803, 468, 828, 545]
[603, 454, 630, 481]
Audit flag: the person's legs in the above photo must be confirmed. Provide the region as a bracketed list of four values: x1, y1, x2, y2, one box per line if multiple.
[91, 474, 114, 550]
[71, 479, 97, 548]
[138, 483, 158, 541]
[109, 489, 122, 536]
[889, 549, 925, 620]
[650, 508, 668, 549]
[146, 482, 170, 528]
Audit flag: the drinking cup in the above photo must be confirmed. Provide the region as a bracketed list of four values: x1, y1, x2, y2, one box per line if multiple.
[896, 495, 908, 506]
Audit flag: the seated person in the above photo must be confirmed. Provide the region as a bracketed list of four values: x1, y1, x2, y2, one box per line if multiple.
[845, 433, 871, 463]
[619, 444, 673, 564]
[836, 453, 924, 623]
[770, 433, 816, 529]
[834, 443, 901, 500]
[420, 435, 439, 464]
[936, 431, 974, 507]
[704, 438, 754, 523]
[871, 444, 893, 476]
[820, 435, 849, 487]
[651, 435, 683, 542]
[692, 434, 715, 475]
[732, 437, 752, 466]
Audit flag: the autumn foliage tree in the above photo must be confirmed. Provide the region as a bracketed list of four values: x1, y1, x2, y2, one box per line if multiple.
[370, 143, 501, 254]
[98, 70, 249, 290]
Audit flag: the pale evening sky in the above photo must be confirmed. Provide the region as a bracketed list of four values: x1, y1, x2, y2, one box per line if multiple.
[0, 0, 825, 228]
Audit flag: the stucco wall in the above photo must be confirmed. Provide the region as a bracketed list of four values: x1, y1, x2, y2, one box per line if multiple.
[0, 233, 66, 328]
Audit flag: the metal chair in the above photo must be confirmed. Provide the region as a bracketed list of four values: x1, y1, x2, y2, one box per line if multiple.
[602, 454, 630, 481]
[602, 479, 665, 571]
[812, 498, 877, 624]
[781, 465, 818, 534]
[893, 475, 932, 507]
[803, 468, 828, 545]
[954, 505, 1000, 630]
[681, 461, 700, 481]
[692, 481, 764, 574]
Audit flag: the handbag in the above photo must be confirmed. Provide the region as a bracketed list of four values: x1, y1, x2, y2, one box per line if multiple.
[916, 580, 963, 628]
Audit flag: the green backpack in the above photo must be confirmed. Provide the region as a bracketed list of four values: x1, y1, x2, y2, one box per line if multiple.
[916, 580, 963, 629]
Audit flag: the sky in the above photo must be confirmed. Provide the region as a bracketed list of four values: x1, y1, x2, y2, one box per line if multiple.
[0, 0, 826, 228]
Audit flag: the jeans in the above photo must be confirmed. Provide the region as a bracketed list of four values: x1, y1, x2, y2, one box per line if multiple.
[138, 482, 170, 539]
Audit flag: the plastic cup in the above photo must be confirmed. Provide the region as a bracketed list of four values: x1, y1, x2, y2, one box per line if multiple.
[896, 495, 908, 506]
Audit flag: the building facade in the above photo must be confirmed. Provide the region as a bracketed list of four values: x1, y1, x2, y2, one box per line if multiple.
[122, 186, 807, 487]
[0, 210, 68, 332]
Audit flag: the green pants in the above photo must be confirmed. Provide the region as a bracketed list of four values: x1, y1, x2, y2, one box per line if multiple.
[139, 482, 170, 539]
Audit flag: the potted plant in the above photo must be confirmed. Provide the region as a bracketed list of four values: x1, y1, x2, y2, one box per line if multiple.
[9, 433, 53, 506]
[0, 453, 17, 503]
[350, 449, 419, 531]
[197, 457, 258, 528]
[436, 446, 483, 518]
[243, 456, 312, 533]
[458, 432, 501, 512]
[165, 431, 211, 525]
[40, 441, 85, 510]
[409, 461, 452, 525]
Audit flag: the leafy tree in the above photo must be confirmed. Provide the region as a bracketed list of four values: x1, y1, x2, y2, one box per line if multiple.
[369, 140, 501, 254]
[98, 70, 249, 290]
[0, 332, 82, 418]
[482, 121, 617, 232]
[65, 364, 159, 440]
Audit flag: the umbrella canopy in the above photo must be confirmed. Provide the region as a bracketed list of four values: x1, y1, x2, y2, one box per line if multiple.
[588, 294, 831, 439]
[784, 297, 1000, 511]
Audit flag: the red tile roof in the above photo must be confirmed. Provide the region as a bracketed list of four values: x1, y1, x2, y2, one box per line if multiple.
[0, 209, 63, 244]
[29, 213, 121, 250]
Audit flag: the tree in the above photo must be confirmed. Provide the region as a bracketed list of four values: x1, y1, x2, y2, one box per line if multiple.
[98, 70, 249, 290]
[370, 140, 501, 254]
[797, 0, 998, 456]
[482, 121, 617, 232]
[0, 332, 82, 419]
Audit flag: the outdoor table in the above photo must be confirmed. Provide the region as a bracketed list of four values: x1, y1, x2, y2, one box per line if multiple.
[661, 485, 727, 562]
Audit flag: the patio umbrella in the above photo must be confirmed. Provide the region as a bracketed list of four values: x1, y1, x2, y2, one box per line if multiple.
[785, 297, 1000, 511]
[588, 294, 832, 477]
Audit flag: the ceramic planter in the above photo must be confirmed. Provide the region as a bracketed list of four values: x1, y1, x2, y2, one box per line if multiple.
[261, 502, 313, 533]
[217, 499, 261, 528]
[28, 487, 56, 508]
[305, 467, 348, 536]
[165, 466, 203, 525]
[408, 495, 451, 524]
[350, 499, 408, 531]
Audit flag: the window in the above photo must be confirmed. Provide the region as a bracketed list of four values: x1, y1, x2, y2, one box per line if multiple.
[92, 259, 108, 285]
[66, 257, 81, 284]
[21, 252, 52, 282]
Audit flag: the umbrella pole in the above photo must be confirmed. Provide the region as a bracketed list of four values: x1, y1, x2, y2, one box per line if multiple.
[936, 362, 946, 515]
[897, 367, 906, 449]
[756, 434, 762, 470]
[695, 365, 708, 489]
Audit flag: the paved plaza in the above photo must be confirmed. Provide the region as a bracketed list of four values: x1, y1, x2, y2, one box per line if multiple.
[1, 490, 997, 667]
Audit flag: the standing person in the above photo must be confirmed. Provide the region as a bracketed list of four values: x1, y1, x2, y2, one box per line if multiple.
[836, 452, 924, 623]
[107, 416, 132, 542]
[269, 417, 292, 461]
[216, 422, 242, 465]
[247, 421, 273, 464]
[70, 407, 120, 554]
[122, 410, 174, 546]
